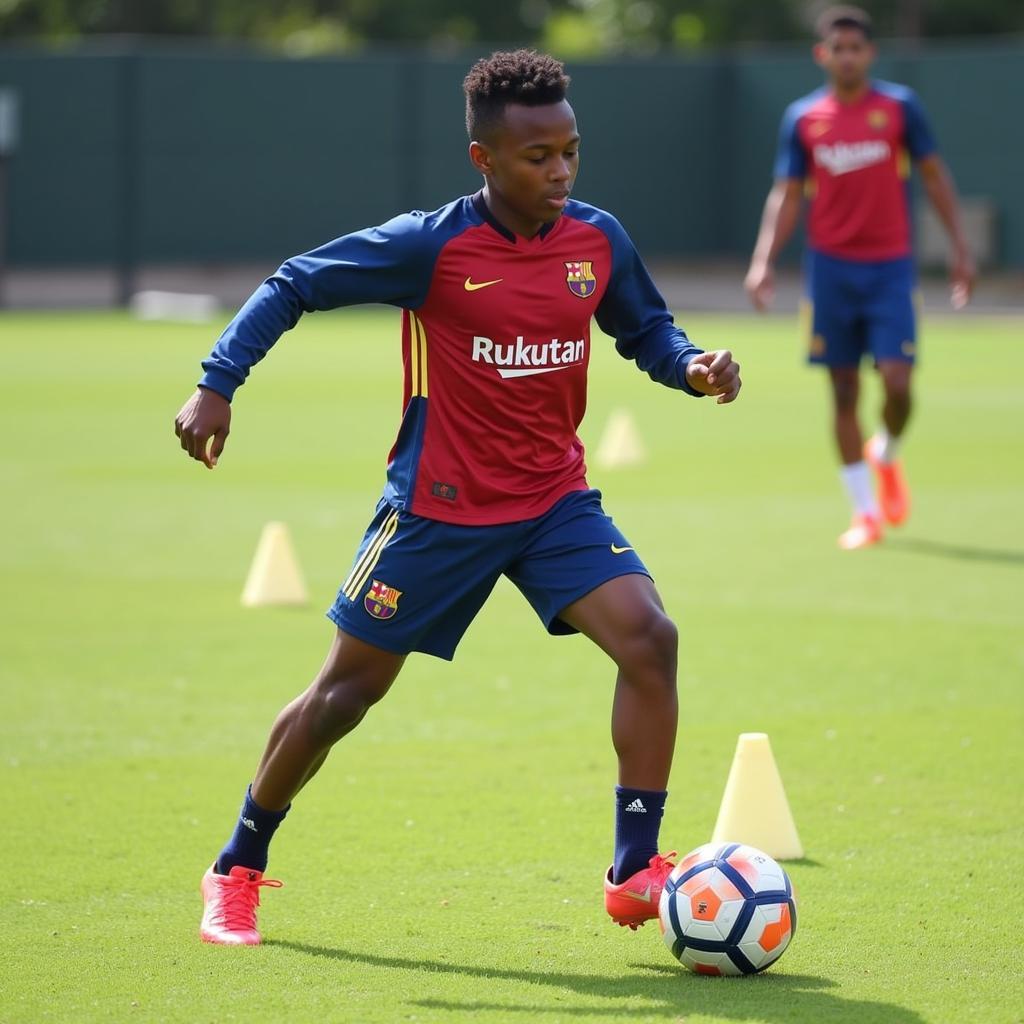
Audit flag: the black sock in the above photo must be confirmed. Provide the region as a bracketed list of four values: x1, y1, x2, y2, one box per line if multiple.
[214, 785, 289, 875]
[613, 785, 667, 883]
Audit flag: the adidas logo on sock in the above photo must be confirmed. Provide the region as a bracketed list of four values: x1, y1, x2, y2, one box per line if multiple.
[241, 817, 258, 832]
[625, 798, 647, 813]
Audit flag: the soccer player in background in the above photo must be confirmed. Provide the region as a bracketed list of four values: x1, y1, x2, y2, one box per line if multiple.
[174, 50, 741, 945]
[745, 5, 974, 550]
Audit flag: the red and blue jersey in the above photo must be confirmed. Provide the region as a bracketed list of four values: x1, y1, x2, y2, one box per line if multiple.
[775, 80, 938, 261]
[200, 192, 703, 526]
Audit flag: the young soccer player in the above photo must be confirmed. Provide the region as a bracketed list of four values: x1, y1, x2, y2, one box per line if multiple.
[175, 49, 741, 945]
[745, 5, 974, 550]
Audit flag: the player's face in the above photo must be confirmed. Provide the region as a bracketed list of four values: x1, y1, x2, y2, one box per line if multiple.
[815, 28, 875, 91]
[471, 100, 580, 236]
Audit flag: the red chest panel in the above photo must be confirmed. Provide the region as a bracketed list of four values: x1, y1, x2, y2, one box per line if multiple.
[395, 215, 613, 524]
[799, 92, 912, 261]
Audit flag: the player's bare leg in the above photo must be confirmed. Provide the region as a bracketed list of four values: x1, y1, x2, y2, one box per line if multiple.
[829, 367, 882, 549]
[877, 359, 913, 439]
[865, 360, 912, 525]
[558, 573, 679, 927]
[829, 366, 863, 465]
[251, 631, 406, 810]
[560, 573, 677, 790]
[200, 631, 404, 945]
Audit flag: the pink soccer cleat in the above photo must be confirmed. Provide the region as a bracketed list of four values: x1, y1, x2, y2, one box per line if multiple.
[838, 513, 883, 551]
[604, 852, 677, 930]
[865, 439, 911, 526]
[200, 864, 282, 945]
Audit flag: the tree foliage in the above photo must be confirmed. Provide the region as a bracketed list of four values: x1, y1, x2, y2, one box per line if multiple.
[1, 0, 1021, 52]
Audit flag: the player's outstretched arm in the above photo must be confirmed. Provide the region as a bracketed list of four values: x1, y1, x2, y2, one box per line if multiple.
[745, 179, 804, 312]
[174, 387, 231, 469]
[917, 154, 975, 310]
[173, 210, 450, 471]
[684, 350, 741, 405]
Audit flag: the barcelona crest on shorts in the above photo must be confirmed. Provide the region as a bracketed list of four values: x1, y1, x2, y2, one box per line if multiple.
[365, 579, 402, 620]
[565, 260, 597, 298]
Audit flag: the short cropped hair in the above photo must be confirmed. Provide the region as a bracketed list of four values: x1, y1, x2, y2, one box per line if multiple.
[816, 5, 873, 40]
[463, 49, 570, 141]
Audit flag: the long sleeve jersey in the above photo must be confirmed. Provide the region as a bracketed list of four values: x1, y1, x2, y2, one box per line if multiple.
[200, 192, 704, 525]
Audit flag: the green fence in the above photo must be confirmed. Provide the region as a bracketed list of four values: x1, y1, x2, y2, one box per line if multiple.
[1, 39, 1021, 273]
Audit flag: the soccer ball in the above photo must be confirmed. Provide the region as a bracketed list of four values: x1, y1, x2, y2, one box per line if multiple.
[659, 842, 796, 976]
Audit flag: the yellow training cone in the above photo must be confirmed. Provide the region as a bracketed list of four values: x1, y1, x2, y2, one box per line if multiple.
[711, 733, 804, 860]
[594, 409, 646, 469]
[241, 521, 309, 607]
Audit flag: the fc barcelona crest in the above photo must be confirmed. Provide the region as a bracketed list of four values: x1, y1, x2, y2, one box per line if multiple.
[365, 579, 402, 620]
[565, 260, 597, 298]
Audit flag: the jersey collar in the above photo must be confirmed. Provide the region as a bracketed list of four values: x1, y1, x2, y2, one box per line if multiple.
[472, 191, 558, 244]
[828, 80, 876, 107]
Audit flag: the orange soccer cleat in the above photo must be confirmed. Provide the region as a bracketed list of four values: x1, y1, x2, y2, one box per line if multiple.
[604, 851, 677, 930]
[865, 439, 911, 525]
[200, 864, 282, 945]
[837, 513, 883, 551]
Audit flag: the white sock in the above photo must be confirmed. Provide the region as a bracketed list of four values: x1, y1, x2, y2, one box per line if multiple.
[840, 461, 879, 518]
[873, 428, 901, 464]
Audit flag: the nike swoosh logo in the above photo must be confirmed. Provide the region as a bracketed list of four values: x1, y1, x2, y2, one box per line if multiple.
[621, 883, 654, 903]
[496, 365, 572, 379]
[611, 545, 634, 555]
[464, 277, 503, 291]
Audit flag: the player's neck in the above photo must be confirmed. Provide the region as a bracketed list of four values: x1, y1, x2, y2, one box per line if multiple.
[482, 185, 546, 240]
[830, 78, 872, 105]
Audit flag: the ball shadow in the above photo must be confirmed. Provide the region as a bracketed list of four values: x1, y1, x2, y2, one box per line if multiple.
[264, 938, 924, 1022]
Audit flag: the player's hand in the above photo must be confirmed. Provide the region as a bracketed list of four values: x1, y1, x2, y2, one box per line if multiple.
[744, 262, 775, 312]
[686, 350, 741, 405]
[174, 387, 231, 469]
[950, 249, 975, 310]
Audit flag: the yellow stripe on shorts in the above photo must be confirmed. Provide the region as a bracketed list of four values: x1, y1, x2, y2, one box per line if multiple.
[342, 509, 399, 600]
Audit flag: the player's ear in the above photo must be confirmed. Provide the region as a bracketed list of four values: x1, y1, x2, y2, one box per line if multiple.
[812, 42, 828, 68]
[469, 140, 494, 176]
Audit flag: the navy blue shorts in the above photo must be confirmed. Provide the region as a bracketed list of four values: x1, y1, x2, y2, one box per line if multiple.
[804, 250, 918, 368]
[327, 488, 650, 661]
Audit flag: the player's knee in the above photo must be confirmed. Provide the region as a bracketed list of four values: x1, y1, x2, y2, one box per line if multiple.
[830, 372, 859, 414]
[888, 388, 912, 417]
[618, 610, 678, 687]
[306, 674, 388, 744]
[881, 368, 912, 405]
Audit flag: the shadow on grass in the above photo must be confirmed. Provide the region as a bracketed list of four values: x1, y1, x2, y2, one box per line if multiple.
[887, 536, 1024, 567]
[266, 939, 923, 1022]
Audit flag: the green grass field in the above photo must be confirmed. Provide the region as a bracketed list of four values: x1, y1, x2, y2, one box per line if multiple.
[2, 308, 1022, 1024]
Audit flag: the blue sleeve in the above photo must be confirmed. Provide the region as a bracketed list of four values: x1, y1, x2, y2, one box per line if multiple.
[593, 215, 705, 398]
[901, 90, 938, 160]
[199, 212, 441, 401]
[773, 103, 806, 180]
